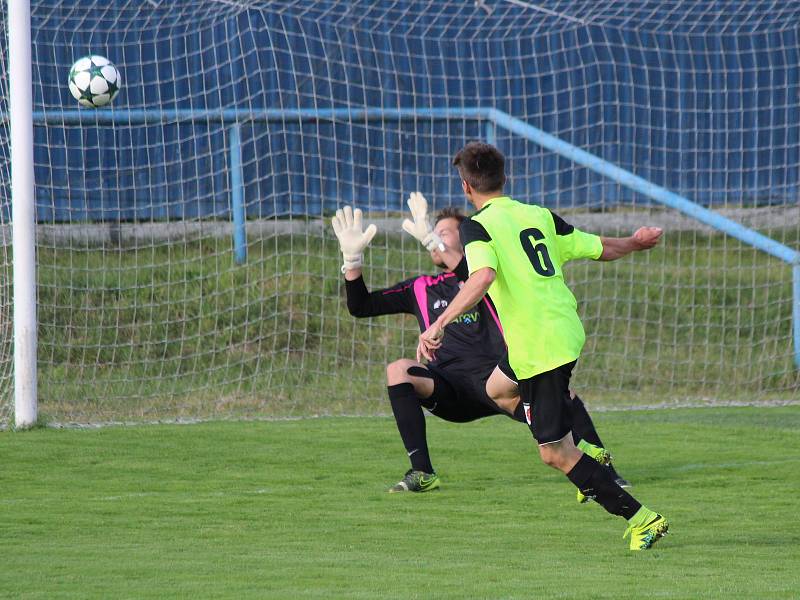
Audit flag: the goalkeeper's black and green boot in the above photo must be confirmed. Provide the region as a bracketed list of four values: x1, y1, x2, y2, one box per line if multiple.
[388, 469, 440, 493]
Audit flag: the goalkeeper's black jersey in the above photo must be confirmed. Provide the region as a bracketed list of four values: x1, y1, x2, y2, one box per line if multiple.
[344, 257, 505, 374]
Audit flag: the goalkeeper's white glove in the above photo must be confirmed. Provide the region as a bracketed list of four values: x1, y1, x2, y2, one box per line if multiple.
[331, 205, 377, 272]
[401, 191, 445, 252]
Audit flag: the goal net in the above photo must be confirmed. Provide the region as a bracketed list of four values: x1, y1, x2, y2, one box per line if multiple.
[1, 0, 799, 425]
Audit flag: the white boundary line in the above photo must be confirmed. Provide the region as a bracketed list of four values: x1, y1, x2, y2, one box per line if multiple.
[2, 398, 797, 430]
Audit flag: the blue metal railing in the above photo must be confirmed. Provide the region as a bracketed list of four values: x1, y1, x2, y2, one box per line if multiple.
[228, 122, 247, 264]
[17, 106, 800, 367]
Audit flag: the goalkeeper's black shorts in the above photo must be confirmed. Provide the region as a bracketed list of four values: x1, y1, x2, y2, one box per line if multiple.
[424, 364, 510, 423]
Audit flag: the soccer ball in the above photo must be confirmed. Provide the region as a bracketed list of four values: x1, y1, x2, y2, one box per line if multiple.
[68, 55, 121, 108]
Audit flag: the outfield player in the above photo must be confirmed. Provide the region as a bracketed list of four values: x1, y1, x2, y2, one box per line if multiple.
[331, 198, 628, 495]
[417, 142, 669, 550]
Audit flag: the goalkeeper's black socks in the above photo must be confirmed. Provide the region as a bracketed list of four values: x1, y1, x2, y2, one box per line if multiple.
[387, 383, 434, 474]
[569, 394, 605, 448]
[566, 453, 641, 519]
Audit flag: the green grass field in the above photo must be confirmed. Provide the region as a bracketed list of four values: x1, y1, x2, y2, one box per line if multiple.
[2, 406, 799, 598]
[26, 224, 800, 423]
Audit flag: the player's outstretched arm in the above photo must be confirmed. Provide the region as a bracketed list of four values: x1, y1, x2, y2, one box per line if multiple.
[416, 267, 495, 362]
[598, 226, 663, 261]
[332, 206, 417, 319]
[331, 205, 377, 280]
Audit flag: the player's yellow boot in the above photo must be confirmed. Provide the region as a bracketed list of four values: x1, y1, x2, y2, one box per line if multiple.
[577, 440, 612, 465]
[623, 508, 669, 550]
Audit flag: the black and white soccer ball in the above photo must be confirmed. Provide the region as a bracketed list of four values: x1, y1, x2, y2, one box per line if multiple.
[68, 55, 121, 108]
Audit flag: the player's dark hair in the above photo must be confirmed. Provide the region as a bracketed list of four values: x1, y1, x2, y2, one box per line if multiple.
[434, 206, 465, 225]
[452, 142, 506, 193]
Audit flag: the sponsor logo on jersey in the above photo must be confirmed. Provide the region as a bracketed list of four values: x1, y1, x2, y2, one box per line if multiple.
[452, 310, 480, 325]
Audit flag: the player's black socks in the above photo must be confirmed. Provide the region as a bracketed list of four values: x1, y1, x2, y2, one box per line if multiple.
[570, 395, 623, 479]
[569, 394, 604, 448]
[387, 383, 435, 473]
[566, 454, 641, 519]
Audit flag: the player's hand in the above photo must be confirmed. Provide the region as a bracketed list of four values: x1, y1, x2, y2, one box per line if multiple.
[631, 226, 663, 250]
[402, 192, 445, 252]
[331, 206, 377, 272]
[417, 322, 445, 363]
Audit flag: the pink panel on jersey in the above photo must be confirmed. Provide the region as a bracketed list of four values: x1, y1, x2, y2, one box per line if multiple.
[413, 272, 456, 329]
[483, 298, 504, 338]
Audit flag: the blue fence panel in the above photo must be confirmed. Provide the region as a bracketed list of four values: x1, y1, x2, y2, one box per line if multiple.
[13, 1, 800, 222]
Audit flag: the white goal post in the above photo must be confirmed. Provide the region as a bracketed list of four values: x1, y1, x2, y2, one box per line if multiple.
[8, 0, 37, 428]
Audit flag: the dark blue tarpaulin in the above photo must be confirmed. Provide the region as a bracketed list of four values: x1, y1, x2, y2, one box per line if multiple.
[7, 1, 799, 221]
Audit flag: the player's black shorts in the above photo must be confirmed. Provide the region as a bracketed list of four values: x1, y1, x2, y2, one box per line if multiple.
[497, 352, 518, 384]
[518, 360, 577, 444]
[422, 363, 508, 423]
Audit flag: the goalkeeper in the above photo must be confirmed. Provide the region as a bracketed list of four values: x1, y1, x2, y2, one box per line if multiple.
[331, 196, 627, 494]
